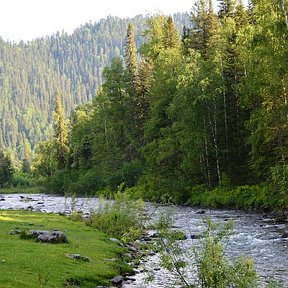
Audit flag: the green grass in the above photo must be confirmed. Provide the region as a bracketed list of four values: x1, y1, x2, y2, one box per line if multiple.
[188, 184, 288, 211]
[0, 210, 129, 287]
[0, 186, 46, 194]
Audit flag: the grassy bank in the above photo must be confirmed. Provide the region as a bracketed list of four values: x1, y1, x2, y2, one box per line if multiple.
[188, 184, 288, 212]
[0, 186, 46, 194]
[0, 210, 129, 287]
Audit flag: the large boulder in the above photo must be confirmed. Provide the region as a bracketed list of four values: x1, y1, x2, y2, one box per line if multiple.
[25, 230, 68, 243]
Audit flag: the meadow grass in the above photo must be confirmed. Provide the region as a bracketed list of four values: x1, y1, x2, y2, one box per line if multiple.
[0, 210, 129, 287]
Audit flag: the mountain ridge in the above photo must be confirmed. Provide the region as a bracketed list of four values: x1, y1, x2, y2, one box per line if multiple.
[0, 13, 190, 161]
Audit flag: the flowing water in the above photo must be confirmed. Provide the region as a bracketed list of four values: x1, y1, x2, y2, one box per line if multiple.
[0, 194, 287, 287]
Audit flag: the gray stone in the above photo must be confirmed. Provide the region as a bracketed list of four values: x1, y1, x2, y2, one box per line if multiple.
[9, 229, 21, 235]
[196, 210, 206, 214]
[67, 253, 90, 262]
[282, 230, 288, 238]
[109, 237, 124, 246]
[28, 230, 68, 243]
[110, 275, 123, 285]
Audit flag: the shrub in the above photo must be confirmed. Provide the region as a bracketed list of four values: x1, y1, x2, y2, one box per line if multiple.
[11, 172, 35, 187]
[154, 217, 259, 288]
[121, 160, 145, 188]
[86, 191, 145, 241]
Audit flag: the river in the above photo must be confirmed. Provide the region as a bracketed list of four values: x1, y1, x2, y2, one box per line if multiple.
[0, 194, 287, 287]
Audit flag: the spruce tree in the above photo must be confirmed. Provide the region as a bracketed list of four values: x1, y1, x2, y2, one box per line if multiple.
[0, 151, 14, 187]
[164, 16, 180, 49]
[125, 23, 140, 94]
[53, 91, 69, 169]
[218, 0, 237, 19]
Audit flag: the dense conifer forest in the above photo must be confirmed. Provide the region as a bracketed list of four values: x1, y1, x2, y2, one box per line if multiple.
[0, 13, 190, 161]
[1, 0, 288, 210]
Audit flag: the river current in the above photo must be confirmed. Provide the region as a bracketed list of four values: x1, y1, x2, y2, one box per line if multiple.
[0, 194, 287, 287]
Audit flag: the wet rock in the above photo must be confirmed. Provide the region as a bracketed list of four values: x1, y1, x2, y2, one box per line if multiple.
[154, 267, 161, 271]
[150, 232, 159, 238]
[37, 201, 45, 205]
[275, 216, 287, 224]
[262, 218, 275, 224]
[110, 275, 123, 285]
[0, 198, 5, 201]
[282, 229, 288, 238]
[127, 244, 137, 252]
[190, 234, 201, 239]
[196, 210, 206, 214]
[20, 196, 33, 202]
[123, 270, 136, 277]
[123, 277, 136, 284]
[141, 236, 152, 242]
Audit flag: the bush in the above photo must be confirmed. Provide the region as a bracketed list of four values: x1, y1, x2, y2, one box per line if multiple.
[188, 184, 276, 211]
[68, 169, 104, 195]
[154, 217, 259, 288]
[121, 160, 145, 188]
[11, 172, 35, 187]
[86, 191, 145, 241]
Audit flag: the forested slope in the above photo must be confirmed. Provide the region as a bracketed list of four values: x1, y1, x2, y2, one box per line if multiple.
[35, 0, 288, 209]
[0, 13, 190, 161]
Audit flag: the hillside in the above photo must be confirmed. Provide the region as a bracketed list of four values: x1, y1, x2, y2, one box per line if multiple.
[0, 13, 190, 161]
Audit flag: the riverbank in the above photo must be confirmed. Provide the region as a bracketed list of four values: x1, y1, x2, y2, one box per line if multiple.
[187, 185, 288, 217]
[0, 210, 131, 287]
[0, 194, 287, 287]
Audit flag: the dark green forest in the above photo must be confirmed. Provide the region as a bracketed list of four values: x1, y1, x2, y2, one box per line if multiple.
[1, 0, 288, 210]
[0, 13, 190, 162]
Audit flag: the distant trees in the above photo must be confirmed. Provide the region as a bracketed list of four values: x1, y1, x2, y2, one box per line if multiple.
[0, 14, 190, 161]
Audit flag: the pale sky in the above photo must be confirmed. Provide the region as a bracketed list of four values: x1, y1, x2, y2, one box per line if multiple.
[0, 0, 193, 42]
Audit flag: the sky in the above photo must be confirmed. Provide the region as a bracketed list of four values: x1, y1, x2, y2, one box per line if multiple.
[0, 0, 193, 42]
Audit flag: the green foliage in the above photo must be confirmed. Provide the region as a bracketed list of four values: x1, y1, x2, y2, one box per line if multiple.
[188, 184, 281, 211]
[121, 160, 145, 188]
[0, 14, 189, 161]
[32, 140, 57, 177]
[154, 217, 259, 288]
[271, 165, 288, 196]
[0, 151, 14, 188]
[86, 192, 145, 241]
[17, 1, 288, 211]
[196, 219, 257, 288]
[10, 172, 35, 188]
[53, 91, 69, 169]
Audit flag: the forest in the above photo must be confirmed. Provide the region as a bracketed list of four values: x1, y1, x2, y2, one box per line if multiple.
[1, 0, 288, 210]
[0, 13, 190, 161]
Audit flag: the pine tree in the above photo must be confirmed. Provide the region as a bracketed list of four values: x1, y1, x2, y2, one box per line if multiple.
[218, 0, 237, 19]
[164, 16, 180, 49]
[53, 91, 69, 169]
[125, 23, 140, 94]
[0, 151, 14, 187]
